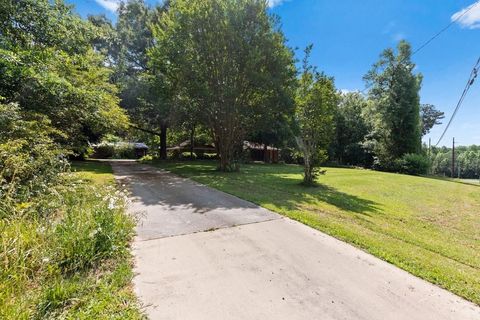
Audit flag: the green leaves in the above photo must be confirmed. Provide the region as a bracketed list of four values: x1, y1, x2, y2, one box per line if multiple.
[150, 0, 296, 170]
[0, 104, 68, 216]
[364, 41, 422, 165]
[295, 47, 337, 184]
[0, 0, 129, 155]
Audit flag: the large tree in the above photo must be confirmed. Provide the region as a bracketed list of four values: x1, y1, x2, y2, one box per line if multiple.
[0, 0, 128, 155]
[150, 0, 296, 171]
[364, 40, 422, 165]
[331, 92, 370, 165]
[89, 0, 171, 158]
[294, 45, 337, 185]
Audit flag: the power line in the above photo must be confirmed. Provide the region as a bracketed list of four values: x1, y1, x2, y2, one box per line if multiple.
[410, 1, 480, 58]
[434, 56, 480, 146]
[361, 1, 480, 94]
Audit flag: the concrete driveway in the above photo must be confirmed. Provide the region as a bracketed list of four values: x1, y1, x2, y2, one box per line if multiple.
[111, 161, 480, 320]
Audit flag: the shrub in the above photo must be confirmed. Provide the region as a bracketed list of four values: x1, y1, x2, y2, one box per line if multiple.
[0, 104, 68, 217]
[280, 147, 303, 164]
[396, 153, 430, 175]
[92, 144, 115, 159]
[180, 152, 197, 160]
[202, 153, 218, 160]
[92, 143, 137, 159]
[140, 155, 154, 162]
[113, 145, 136, 159]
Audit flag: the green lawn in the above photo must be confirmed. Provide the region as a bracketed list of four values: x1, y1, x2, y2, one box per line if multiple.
[152, 160, 480, 305]
[71, 160, 115, 185]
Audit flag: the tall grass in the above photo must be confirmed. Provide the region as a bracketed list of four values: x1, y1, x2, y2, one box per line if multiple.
[0, 172, 142, 319]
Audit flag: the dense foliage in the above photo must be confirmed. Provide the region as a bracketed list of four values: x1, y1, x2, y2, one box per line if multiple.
[0, 165, 140, 318]
[364, 41, 422, 168]
[331, 92, 371, 166]
[0, 2, 140, 318]
[0, 0, 128, 155]
[150, 0, 296, 171]
[430, 145, 480, 178]
[0, 104, 67, 216]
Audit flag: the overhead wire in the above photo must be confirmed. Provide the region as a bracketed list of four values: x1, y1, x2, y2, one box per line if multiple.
[360, 1, 480, 95]
[434, 56, 480, 146]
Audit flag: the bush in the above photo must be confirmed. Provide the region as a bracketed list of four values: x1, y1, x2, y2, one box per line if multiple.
[140, 155, 154, 162]
[92, 143, 136, 159]
[93, 144, 115, 158]
[280, 147, 303, 164]
[198, 153, 218, 160]
[113, 145, 136, 159]
[180, 152, 197, 160]
[0, 104, 69, 217]
[391, 153, 430, 175]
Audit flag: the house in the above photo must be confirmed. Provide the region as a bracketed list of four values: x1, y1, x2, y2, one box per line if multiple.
[167, 140, 216, 157]
[133, 143, 149, 158]
[244, 141, 280, 163]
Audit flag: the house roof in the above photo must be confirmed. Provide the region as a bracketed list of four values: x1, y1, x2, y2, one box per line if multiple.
[243, 141, 278, 151]
[133, 143, 149, 149]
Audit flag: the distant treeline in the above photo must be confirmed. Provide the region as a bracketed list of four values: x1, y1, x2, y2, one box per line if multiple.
[429, 145, 480, 179]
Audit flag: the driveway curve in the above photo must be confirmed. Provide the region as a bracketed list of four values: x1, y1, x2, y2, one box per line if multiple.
[111, 161, 480, 320]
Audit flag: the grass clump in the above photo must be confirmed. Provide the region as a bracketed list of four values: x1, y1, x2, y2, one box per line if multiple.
[0, 161, 142, 319]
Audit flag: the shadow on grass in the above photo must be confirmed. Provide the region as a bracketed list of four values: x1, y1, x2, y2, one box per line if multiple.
[422, 175, 480, 188]
[241, 177, 380, 217]
[153, 160, 380, 217]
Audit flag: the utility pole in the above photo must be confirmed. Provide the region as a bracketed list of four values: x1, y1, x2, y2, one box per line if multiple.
[452, 137, 455, 178]
[428, 138, 432, 175]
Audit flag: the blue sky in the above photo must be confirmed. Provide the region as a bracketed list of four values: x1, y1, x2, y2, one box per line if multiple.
[69, 0, 480, 147]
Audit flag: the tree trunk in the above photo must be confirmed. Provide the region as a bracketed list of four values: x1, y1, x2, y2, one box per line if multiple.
[160, 122, 167, 160]
[303, 156, 314, 185]
[190, 125, 195, 158]
[216, 135, 237, 172]
[263, 144, 268, 163]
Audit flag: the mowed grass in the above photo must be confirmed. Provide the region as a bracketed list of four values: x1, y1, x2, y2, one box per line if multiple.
[71, 160, 115, 185]
[153, 161, 480, 305]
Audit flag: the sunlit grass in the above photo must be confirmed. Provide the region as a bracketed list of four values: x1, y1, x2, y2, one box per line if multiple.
[0, 161, 142, 319]
[153, 160, 480, 305]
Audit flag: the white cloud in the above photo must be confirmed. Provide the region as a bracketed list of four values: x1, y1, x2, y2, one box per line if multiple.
[451, 1, 480, 29]
[95, 0, 120, 12]
[268, 0, 289, 8]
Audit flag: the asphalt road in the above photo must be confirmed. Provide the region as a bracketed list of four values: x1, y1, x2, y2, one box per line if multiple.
[111, 161, 480, 320]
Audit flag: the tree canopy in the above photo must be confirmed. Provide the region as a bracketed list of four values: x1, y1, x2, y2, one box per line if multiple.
[149, 0, 296, 171]
[364, 40, 422, 166]
[294, 45, 337, 185]
[0, 0, 128, 154]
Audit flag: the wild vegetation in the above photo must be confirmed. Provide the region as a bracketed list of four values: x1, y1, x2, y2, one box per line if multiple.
[0, 1, 140, 318]
[0, 161, 140, 318]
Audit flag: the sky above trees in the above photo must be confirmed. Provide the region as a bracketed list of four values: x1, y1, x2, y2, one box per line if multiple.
[68, 0, 480, 147]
